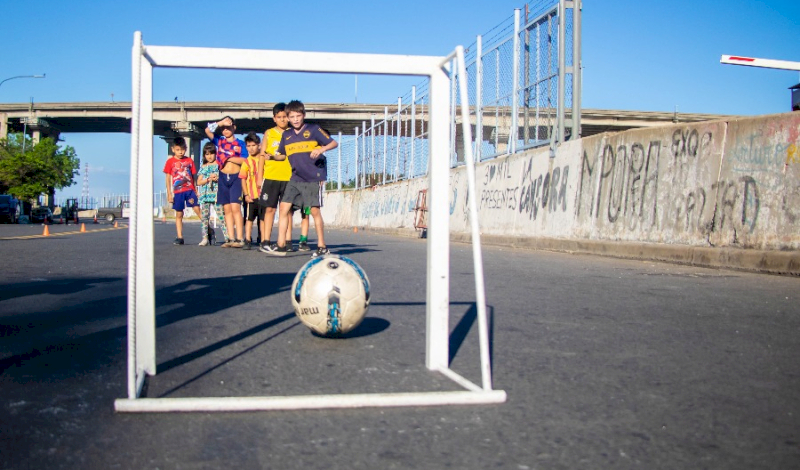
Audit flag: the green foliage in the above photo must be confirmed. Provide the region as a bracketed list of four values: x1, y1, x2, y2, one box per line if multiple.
[0, 134, 80, 202]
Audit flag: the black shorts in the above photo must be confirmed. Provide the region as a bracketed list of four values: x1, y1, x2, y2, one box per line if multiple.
[244, 202, 264, 222]
[258, 179, 288, 209]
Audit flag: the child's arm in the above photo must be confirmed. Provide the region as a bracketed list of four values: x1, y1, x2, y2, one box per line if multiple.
[165, 174, 174, 203]
[197, 167, 209, 186]
[310, 140, 338, 158]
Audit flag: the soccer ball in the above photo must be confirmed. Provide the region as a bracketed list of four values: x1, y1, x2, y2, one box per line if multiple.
[291, 254, 371, 336]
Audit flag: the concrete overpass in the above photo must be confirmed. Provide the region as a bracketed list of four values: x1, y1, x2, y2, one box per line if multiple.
[0, 101, 736, 142]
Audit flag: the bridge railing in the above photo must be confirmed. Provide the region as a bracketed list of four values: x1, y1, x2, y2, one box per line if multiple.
[327, 0, 580, 191]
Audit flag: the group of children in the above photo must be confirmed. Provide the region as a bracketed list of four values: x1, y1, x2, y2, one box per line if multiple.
[163, 100, 337, 257]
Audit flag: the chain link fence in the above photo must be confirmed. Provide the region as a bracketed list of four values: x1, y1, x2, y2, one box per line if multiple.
[327, 0, 580, 191]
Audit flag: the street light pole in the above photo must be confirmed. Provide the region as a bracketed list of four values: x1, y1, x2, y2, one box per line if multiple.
[0, 74, 46, 88]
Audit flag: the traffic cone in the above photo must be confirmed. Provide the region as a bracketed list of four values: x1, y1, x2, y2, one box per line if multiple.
[80, 223, 86, 233]
[93, 213, 99, 224]
[353, 226, 358, 233]
[42, 225, 50, 236]
[114, 221, 119, 228]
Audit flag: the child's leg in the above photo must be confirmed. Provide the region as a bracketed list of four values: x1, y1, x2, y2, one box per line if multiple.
[299, 210, 309, 243]
[223, 204, 235, 241]
[310, 207, 325, 248]
[231, 203, 244, 241]
[175, 210, 184, 239]
[264, 207, 276, 244]
[276, 201, 293, 248]
[214, 204, 230, 241]
[200, 203, 210, 237]
[285, 209, 293, 246]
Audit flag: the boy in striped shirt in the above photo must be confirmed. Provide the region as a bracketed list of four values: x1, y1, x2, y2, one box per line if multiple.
[240, 132, 265, 250]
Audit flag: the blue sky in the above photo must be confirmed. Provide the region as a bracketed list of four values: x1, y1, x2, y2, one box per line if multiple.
[0, 0, 798, 199]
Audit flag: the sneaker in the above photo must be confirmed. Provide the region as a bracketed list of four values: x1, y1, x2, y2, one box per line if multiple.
[198, 237, 209, 246]
[298, 241, 311, 251]
[230, 239, 244, 248]
[221, 240, 233, 248]
[312, 246, 330, 258]
[242, 240, 252, 250]
[265, 244, 291, 256]
[258, 242, 275, 254]
[173, 238, 184, 245]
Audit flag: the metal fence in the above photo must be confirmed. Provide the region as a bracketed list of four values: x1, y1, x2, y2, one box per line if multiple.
[326, 0, 580, 191]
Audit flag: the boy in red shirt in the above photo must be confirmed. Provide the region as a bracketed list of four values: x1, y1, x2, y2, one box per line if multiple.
[163, 137, 202, 245]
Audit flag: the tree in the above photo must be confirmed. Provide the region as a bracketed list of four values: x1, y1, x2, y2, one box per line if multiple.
[0, 134, 80, 203]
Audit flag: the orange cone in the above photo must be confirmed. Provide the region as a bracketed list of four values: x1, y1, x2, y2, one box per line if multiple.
[114, 221, 119, 228]
[80, 223, 86, 233]
[93, 213, 99, 224]
[42, 225, 50, 236]
[353, 226, 358, 233]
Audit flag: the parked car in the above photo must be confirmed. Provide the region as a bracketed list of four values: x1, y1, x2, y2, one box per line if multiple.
[30, 207, 54, 224]
[96, 201, 130, 223]
[0, 195, 20, 223]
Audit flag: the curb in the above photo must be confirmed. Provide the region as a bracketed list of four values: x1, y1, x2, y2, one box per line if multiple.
[347, 226, 800, 277]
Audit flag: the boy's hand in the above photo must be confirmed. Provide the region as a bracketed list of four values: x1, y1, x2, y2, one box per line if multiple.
[245, 195, 253, 203]
[310, 148, 323, 158]
[167, 194, 174, 203]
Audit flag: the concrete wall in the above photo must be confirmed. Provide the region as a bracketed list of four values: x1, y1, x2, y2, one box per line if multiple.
[322, 112, 800, 251]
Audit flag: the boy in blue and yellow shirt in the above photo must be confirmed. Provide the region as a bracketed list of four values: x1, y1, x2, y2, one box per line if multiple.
[267, 100, 337, 257]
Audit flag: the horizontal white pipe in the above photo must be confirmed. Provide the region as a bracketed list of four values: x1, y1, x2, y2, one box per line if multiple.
[143, 44, 443, 76]
[115, 390, 507, 413]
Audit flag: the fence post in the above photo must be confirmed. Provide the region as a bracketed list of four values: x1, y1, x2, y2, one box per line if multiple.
[395, 97, 401, 182]
[450, 58, 457, 165]
[337, 132, 342, 190]
[354, 126, 359, 190]
[361, 120, 367, 188]
[370, 114, 376, 186]
[572, 0, 582, 140]
[511, 8, 520, 154]
[557, 0, 566, 146]
[410, 86, 416, 179]
[383, 106, 388, 185]
[475, 35, 483, 161]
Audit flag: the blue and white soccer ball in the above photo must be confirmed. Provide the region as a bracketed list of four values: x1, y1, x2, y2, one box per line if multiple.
[291, 254, 371, 336]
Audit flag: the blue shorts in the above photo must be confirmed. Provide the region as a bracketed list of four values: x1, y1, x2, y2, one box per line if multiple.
[172, 190, 199, 211]
[216, 173, 243, 206]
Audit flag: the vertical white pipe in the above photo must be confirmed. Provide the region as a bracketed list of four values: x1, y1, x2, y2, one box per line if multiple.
[426, 65, 450, 371]
[127, 32, 143, 400]
[456, 46, 492, 391]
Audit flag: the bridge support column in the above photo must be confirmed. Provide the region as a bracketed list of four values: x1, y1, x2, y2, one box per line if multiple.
[21, 117, 60, 143]
[169, 121, 203, 167]
[0, 113, 7, 140]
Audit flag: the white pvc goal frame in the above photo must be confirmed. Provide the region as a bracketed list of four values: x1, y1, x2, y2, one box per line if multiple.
[115, 32, 506, 412]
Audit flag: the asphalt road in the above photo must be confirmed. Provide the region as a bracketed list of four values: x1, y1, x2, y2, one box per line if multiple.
[1, 221, 798, 469]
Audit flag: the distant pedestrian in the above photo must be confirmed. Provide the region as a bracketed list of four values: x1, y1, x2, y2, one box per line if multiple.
[163, 137, 202, 245]
[205, 116, 248, 247]
[196, 143, 229, 246]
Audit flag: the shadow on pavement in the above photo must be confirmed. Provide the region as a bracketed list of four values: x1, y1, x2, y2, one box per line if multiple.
[0, 273, 296, 378]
